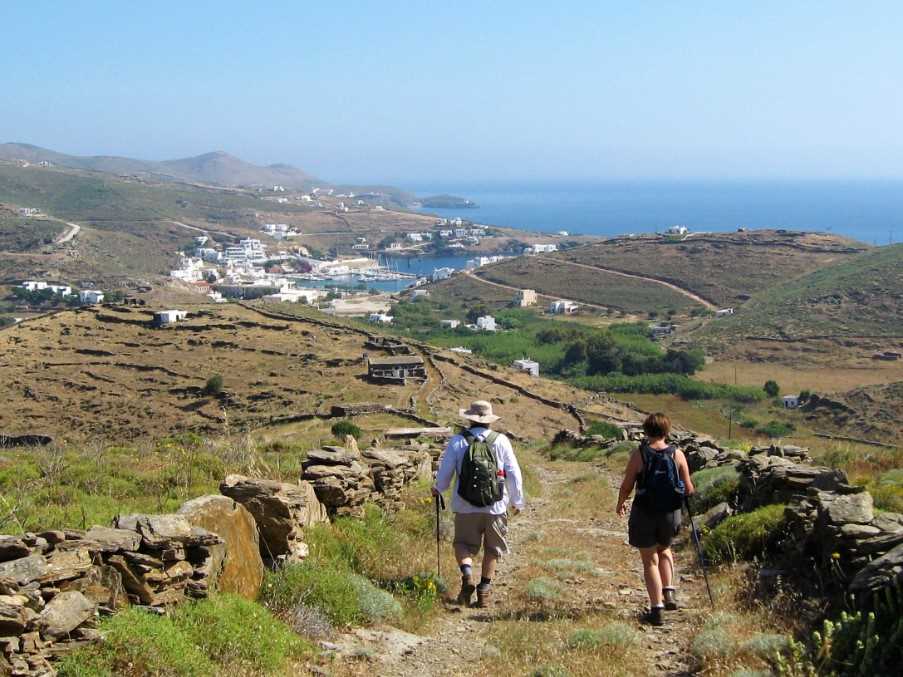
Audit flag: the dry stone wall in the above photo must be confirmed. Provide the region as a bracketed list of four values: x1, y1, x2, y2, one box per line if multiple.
[0, 440, 434, 675]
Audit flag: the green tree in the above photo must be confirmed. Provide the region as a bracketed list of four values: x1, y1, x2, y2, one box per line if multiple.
[204, 374, 224, 395]
[763, 380, 780, 397]
[331, 420, 362, 440]
[586, 334, 621, 375]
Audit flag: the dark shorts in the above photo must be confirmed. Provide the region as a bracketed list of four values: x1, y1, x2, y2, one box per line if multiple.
[628, 502, 681, 549]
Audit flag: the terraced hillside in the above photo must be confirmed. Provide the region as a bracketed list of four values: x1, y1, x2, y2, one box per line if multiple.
[551, 230, 867, 307]
[0, 303, 636, 444]
[473, 256, 701, 314]
[801, 381, 903, 440]
[702, 244, 903, 341]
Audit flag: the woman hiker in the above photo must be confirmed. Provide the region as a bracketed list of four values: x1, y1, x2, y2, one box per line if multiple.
[431, 400, 525, 608]
[616, 412, 695, 626]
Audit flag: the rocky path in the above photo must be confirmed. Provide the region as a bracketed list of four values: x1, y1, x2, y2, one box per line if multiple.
[333, 458, 710, 676]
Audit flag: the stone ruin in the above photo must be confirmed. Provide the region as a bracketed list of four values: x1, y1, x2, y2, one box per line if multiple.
[0, 440, 434, 675]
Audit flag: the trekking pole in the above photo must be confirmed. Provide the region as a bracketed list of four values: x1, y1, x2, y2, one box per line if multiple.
[685, 497, 715, 607]
[434, 492, 446, 580]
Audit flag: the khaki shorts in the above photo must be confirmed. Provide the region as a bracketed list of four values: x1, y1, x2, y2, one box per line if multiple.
[454, 513, 509, 557]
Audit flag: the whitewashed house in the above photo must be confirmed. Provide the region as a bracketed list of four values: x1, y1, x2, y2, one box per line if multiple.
[550, 300, 579, 315]
[715, 308, 735, 317]
[668, 225, 689, 236]
[432, 267, 455, 282]
[79, 290, 104, 305]
[154, 310, 188, 327]
[411, 289, 430, 298]
[475, 315, 497, 332]
[513, 358, 540, 377]
[782, 395, 800, 409]
[440, 319, 460, 329]
[526, 243, 557, 255]
[368, 313, 394, 325]
[449, 346, 473, 355]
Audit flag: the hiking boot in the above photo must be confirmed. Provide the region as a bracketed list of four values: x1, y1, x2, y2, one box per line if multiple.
[475, 584, 492, 608]
[456, 579, 476, 607]
[643, 606, 664, 626]
[663, 588, 678, 611]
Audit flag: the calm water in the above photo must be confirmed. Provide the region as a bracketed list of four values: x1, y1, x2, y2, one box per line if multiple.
[409, 180, 903, 245]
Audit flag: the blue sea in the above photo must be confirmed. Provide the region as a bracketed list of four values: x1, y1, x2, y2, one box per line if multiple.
[408, 180, 903, 245]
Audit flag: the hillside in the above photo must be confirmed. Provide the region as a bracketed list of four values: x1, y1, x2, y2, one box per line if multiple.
[550, 230, 868, 308]
[800, 381, 903, 440]
[0, 303, 637, 443]
[701, 244, 903, 341]
[0, 143, 317, 189]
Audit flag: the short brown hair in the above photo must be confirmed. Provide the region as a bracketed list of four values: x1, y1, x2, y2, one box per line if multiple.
[643, 412, 671, 440]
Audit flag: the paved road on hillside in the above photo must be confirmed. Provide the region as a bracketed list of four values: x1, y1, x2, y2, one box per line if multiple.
[537, 256, 718, 310]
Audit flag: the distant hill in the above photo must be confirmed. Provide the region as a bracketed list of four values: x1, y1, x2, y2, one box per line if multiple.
[552, 230, 869, 308]
[0, 143, 317, 189]
[701, 243, 903, 340]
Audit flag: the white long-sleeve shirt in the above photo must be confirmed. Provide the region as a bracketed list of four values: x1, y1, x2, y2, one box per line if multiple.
[433, 427, 525, 514]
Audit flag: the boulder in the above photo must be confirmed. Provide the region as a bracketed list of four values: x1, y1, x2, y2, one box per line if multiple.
[820, 491, 874, 526]
[83, 526, 142, 553]
[694, 502, 733, 531]
[59, 564, 126, 610]
[0, 600, 31, 635]
[38, 590, 95, 640]
[0, 537, 29, 563]
[0, 555, 48, 586]
[115, 514, 193, 549]
[849, 542, 903, 602]
[220, 475, 327, 564]
[179, 495, 264, 599]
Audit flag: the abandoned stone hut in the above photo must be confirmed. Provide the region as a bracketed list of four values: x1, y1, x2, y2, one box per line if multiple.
[366, 355, 427, 384]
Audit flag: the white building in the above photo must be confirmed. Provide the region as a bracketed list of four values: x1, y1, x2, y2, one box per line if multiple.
[432, 267, 455, 282]
[368, 313, 394, 325]
[207, 291, 226, 303]
[557, 230, 569, 237]
[526, 243, 558, 255]
[406, 232, 423, 242]
[154, 310, 188, 327]
[549, 300, 579, 315]
[466, 255, 507, 269]
[79, 290, 104, 305]
[715, 308, 735, 317]
[513, 358, 540, 377]
[514, 289, 537, 307]
[263, 288, 325, 304]
[224, 238, 268, 265]
[475, 315, 497, 332]
[20, 281, 72, 296]
[194, 235, 209, 246]
[196, 247, 222, 262]
[411, 289, 430, 298]
[440, 319, 461, 329]
[454, 228, 469, 239]
[438, 229, 453, 238]
[17, 208, 40, 217]
[782, 395, 800, 409]
[668, 225, 689, 236]
[170, 268, 203, 282]
[449, 346, 473, 355]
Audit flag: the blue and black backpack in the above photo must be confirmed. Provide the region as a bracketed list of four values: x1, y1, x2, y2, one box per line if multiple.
[636, 443, 686, 512]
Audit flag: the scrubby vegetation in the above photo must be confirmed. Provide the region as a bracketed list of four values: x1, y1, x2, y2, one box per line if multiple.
[690, 465, 741, 513]
[57, 595, 312, 676]
[573, 373, 765, 402]
[703, 504, 787, 564]
[331, 419, 362, 440]
[262, 497, 445, 631]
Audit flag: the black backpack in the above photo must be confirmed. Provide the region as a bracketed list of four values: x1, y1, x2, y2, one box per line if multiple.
[636, 443, 686, 512]
[457, 430, 503, 507]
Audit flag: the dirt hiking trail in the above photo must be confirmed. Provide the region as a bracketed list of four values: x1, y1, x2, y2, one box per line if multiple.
[333, 458, 711, 676]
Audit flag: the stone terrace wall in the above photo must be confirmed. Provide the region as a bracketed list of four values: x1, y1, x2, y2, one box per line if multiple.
[0, 442, 434, 675]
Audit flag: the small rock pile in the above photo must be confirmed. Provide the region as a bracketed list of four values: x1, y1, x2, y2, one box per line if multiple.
[302, 447, 376, 516]
[220, 475, 328, 566]
[361, 447, 432, 511]
[0, 516, 223, 675]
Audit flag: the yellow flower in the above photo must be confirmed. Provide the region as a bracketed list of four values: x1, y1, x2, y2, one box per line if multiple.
[831, 552, 841, 560]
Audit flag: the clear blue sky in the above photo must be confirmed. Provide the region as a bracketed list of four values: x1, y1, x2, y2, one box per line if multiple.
[1, 1, 901, 183]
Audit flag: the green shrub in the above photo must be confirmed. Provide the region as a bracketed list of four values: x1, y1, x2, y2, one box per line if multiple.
[57, 607, 215, 676]
[331, 419, 362, 440]
[703, 504, 787, 564]
[870, 469, 903, 513]
[757, 420, 795, 438]
[525, 577, 561, 601]
[565, 622, 640, 651]
[348, 573, 402, 622]
[572, 373, 765, 402]
[691, 612, 741, 660]
[741, 633, 789, 658]
[203, 374, 224, 395]
[586, 420, 622, 439]
[763, 380, 780, 397]
[263, 563, 364, 626]
[690, 465, 740, 512]
[172, 594, 310, 671]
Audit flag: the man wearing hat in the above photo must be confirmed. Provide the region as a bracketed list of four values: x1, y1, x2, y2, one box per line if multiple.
[432, 400, 525, 608]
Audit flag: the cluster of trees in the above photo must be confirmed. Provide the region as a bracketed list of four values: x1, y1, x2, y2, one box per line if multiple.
[10, 287, 81, 307]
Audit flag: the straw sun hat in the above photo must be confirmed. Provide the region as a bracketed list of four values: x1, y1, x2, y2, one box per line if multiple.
[459, 400, 500, 425]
